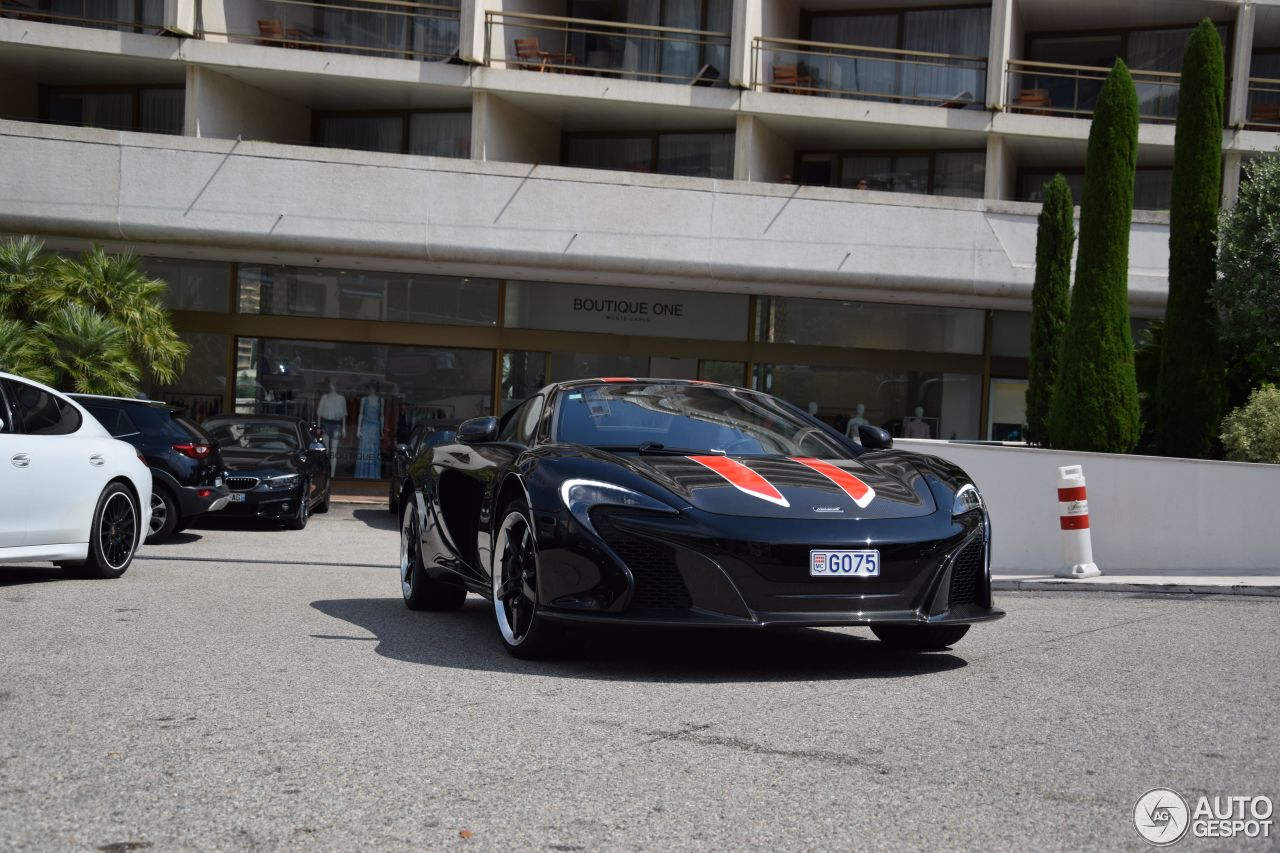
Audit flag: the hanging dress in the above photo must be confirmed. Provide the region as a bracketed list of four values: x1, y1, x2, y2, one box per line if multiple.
[356, 394, 383, 478]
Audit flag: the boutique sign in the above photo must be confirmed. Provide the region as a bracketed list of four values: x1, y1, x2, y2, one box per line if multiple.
[505, 281, 748, 341]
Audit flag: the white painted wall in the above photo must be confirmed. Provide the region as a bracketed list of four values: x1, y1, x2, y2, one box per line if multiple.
[898, 439, 1280, 573]
[186, 66, 311, 144]
[0, 120, 1173, 312]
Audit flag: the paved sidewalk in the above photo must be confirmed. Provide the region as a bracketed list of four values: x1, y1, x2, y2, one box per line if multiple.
[993, 567, 1280, 597]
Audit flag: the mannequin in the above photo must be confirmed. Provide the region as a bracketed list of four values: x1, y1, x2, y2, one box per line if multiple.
[356, 382, 383, 479]
[316, 379, 347, 477]
[904, 405, 931, 439]
[807, 401, 819, 417]
[845, 403, 869, 439]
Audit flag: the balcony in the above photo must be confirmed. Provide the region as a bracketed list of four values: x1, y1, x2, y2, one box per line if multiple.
[1246, 78, 1280, 129]
[483, 10, 729, 85]
[201, 0, 460, 61]
[1006, 59, 1183, 123]
[751, 36, 986, 108]
[0, 0, 164, 34]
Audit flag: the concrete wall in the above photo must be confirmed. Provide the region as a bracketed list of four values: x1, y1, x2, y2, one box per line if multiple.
[0, 119, 1173, 312]
[733, 114, 791, 183]
[471, 91, 559, 164]
[185, 66, 311, 144]
[898, 439, 1280, 573]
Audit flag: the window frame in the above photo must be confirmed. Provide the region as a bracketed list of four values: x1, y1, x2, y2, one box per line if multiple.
[39, 83, 185, 135]
[310, 107, 472, 157]
[2, 379, 83, 436]
[561, 128, 736, 179]
[794, 147, 986, 196]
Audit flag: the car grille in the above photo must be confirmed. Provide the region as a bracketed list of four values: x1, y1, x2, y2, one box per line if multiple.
[949, 536, 986, 607]
[226, 476, 260, 492]
[591, 511, 693, 612]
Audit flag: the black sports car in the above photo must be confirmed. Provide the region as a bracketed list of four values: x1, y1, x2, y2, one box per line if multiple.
[395, 379, 1002, 659]
[203, 414, 332, 529]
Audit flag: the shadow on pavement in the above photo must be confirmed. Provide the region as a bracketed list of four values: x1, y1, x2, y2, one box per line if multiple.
[0, 566, 70, 587]
[310, 596, 967, 683]
[349, 507, 397, 532]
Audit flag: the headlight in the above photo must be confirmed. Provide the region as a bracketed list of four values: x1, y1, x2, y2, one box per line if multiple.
[260, 474, 301, 491]
[952, 483, 983, 516]
[559, 479, 677, 533]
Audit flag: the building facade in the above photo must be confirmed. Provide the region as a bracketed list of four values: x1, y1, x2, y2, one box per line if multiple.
[2, 0, 1277, 481]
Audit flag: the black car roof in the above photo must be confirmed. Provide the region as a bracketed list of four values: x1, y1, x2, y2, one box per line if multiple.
[551, 377, 736, 392]
[204, 414, 309, 425]
[69, 394, 179, 411]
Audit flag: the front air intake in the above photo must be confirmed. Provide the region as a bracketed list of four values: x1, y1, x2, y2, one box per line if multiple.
[948, 536, 986, 608]
[590, 511, 693, 612]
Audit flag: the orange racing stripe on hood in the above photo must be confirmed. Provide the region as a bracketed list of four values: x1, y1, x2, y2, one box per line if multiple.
[687, 456, 790, 508]
[788, 457, 876, 509]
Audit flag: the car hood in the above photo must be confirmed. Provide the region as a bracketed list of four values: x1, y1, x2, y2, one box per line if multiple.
[586, 449, 936, 520]
[219, 447, 299, 474]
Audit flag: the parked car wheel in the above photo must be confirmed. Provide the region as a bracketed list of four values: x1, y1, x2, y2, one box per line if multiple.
[400, 500, 466, 611]
[492, 499, 568, 660]
[388, 479, 399, 515]
[147, 487, 178, 542]
[870, 624, 970, 651]
[65, 483, 141, 579]
[314, 487, 331, 514]
[283, 482, 309, 531]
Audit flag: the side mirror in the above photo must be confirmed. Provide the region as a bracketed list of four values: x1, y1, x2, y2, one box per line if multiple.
[858, 423, 893, 451]
[458, 416, 499, 444]
[394, 442, 409, 456]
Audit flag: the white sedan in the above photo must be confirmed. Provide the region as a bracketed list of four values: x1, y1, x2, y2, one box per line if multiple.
[0, 372, 152, 578]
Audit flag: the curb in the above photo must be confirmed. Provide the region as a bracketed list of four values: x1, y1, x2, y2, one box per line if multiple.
[993, 579, 1280, 597]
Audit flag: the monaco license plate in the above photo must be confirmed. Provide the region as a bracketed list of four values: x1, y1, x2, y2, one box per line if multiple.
[810, 549, 880, 578]
[228, 492, 246, 503]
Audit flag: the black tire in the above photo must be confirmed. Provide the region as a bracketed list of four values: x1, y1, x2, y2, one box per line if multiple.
[171, 518, 191, 535]
[491, 499, 569, 660]
[283, 482, 309, 530]
[146, 487, 178, 542]
[65, 482, 141, 579]
[388, 479, 399, 515]
[314, 486, 330, 514]
[871, 623, 970, 651]
[400, 499, 466, 611]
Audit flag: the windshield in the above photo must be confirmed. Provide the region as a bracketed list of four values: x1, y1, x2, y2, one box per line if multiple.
[552, 383, 851, 458]
[206, 419, 301, 452]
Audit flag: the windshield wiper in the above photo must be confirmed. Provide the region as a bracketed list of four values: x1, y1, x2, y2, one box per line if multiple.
[592, 442, 725, 456]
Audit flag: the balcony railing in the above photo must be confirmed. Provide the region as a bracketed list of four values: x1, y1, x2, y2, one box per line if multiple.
[0, 0, 164, 34]
[201, 0, 460, 61]
[484, 11, 730, 86]
[751, 36, 986, 107]
[1246, 78, 1280, 129]
[1007, 59, 1182, 123]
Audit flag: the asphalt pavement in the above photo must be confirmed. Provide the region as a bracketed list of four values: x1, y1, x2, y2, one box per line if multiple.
[1, 505, 1276, 851]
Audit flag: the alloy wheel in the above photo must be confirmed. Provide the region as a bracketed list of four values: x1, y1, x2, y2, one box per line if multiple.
[400, 503, 419, 599]
[149, 492, 167, 536]
[100, 492, 138, 571]
[493, 510, 538, 646]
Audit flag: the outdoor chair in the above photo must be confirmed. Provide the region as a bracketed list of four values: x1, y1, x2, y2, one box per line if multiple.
[1248, 101, 1280, 126]
[771, 64, 816, 94]
[513, 37, 574, 72]
[1016, 87, 1052, 115]
[257, 19, 289, 47]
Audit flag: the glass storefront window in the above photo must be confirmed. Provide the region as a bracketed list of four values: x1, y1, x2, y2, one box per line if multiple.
[501, 350, 547, 413]
[991, 311, 1030, 358]
[235, 337, 493, 479]
[798, 150, 985, 198]
[139, 257, 232, 312]
[758, 297, 984, 355]
[237, 265, 498, 326]
[145, 332, 228, 422]
[701, 361, 746, 387]
[1018, 170, 1171, 211]
[548, 353, 649, 383]
[989, 378, 1028, 442]
[753, 364, 982, 440]
[313, 111, 472, 158]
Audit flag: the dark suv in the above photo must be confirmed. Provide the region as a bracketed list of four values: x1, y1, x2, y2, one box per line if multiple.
[72, 395, 230, 541]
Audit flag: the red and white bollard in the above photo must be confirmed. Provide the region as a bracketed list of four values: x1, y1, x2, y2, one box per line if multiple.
[1056, 465, 1101, 579]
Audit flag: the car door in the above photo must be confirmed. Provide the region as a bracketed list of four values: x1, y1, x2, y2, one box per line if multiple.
[0, 381, 27, 547]
[299, 422, 328, 502]
[3, 379, 107, 546]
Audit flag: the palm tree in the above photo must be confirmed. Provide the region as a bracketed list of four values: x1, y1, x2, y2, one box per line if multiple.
[28, 306, 140, 396]
[0, 318, 53, 385]
[0, 235, 54, 321]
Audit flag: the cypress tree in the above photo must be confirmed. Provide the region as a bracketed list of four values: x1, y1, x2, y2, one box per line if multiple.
[1048, 60, 1142, 453]
[1026, 175, 1075, 446]
[1156, 19, 1225, 458]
